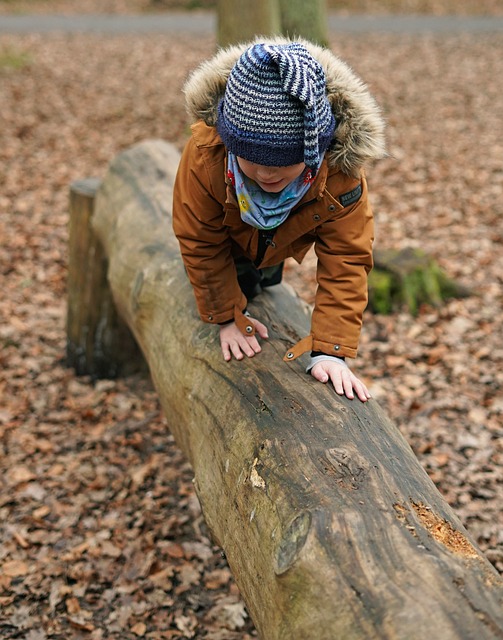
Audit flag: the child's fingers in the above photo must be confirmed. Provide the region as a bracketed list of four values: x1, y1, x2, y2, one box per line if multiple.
[241, 335, 262, 357]
[222, 337, 262, 361]
[221, 343, 232, 361]
[252, 319, 269, 339]
[311, 366, 329, 384]
[353, 377, 372, 402]
[330, 371, 347, 397]
[311, 362, 371, 403]
[229, 341, 245, 360]
[341, 369, 355, 400]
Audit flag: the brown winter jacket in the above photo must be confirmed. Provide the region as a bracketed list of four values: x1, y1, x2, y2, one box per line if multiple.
[173, 37, 386, 361]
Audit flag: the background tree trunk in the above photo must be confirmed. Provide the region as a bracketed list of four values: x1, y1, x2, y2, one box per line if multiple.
[216, 0, 329, 47]
[83, 139, 503, 640]
[217, 0, 281, 48]
[278, 0, 329, 46]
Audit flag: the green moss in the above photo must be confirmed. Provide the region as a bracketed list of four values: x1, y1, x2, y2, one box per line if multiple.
[367, 270, 394, 315]
[369, 247, 470, 316]
[0, 47, 31, 71]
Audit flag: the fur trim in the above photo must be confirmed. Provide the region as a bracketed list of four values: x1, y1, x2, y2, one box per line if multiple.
[183, 37, 386, 177]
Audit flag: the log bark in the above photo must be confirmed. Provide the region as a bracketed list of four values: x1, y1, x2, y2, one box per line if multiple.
[85, 140, 502, 640]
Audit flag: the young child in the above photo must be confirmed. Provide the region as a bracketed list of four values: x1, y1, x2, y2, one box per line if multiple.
[173, 38, 386, 402]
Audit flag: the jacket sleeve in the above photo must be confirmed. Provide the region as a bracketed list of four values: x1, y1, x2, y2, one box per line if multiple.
[172, 136, 249, 327]
[311, 175, 374, 358]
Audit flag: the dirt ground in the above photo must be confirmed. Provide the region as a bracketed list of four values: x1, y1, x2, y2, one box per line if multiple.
[0, 2, 502, 639]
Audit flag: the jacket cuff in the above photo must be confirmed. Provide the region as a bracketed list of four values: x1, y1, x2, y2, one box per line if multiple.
[200, 291, 248, 325]
[208, 306, 256, 337]
[234, 307, 255, 337]
[283, 335, 357, 361]
[306, 354, 348, 373]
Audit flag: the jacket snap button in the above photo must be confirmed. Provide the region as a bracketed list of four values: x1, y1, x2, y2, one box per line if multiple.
[328, 204, 336, 212]
[286, 352, 294, 359]
[334, 344, 340, 351]
[313, 214, 321, 221]
[208, 315, 213, 321]
[245, 325, 253, 334]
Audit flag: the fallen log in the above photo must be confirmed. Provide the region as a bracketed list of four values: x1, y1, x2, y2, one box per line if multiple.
[69, 139, 503, 640]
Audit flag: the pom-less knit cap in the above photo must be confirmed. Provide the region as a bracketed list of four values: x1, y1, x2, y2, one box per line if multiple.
[216, 42, 336, 172]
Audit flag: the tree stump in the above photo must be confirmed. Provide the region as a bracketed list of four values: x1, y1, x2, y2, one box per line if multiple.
[70, 139, 503, 640]
[368, 247, 470, 315]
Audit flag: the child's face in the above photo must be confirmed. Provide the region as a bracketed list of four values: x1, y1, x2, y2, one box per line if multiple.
[237, 157, 306, 193]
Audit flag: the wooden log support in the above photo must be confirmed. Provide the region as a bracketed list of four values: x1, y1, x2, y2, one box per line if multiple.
[67, 178, 145, 378]
[73, 140, 502, 640]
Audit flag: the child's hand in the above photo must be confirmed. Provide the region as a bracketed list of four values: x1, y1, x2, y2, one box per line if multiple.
[220, 317, 269, 362]
[311, 359, 371, 402]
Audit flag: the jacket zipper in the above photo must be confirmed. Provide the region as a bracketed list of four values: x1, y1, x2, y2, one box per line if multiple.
[253, 196, 322, 267]
[254, 229, 276, 267]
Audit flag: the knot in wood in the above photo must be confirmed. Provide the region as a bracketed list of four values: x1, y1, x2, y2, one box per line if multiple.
[274, 511, 312, 576]
[320, 447, 368, 490]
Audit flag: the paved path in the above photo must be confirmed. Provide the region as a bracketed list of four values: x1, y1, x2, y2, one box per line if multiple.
[1, 12, 503, 34]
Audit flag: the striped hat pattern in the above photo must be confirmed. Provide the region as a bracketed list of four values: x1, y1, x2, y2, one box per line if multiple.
[216, 42, 336, 172]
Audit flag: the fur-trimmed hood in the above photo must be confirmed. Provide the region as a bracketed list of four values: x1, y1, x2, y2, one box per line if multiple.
[183, 37, 386, 177]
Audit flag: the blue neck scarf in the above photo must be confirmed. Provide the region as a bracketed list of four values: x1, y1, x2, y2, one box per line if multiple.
[227, 153, 320, 230]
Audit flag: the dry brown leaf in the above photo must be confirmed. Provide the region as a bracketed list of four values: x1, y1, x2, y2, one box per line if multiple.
[66, 596, 81, 615]
[7, 465, 36, 485]
[175, 613, 198, 638]
[131, 621, 147, 636]
[2, 559, 29, 577]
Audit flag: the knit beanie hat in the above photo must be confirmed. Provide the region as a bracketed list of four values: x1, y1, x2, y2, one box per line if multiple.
[216, 42, 336, 173]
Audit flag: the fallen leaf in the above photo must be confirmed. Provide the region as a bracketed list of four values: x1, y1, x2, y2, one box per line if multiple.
[2, 560, 29, 577]
[175, 613, 197, 638]
[7, 466, 36, 485]
[131, 621, 147, 636]
[66, 596, 81, 615]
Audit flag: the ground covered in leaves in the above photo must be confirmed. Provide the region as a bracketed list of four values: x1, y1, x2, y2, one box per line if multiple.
[1, 5, 502, 639]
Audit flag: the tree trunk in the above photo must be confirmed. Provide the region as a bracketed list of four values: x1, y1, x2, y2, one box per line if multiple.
[217, 0, 281, 48]
[216, 0, 329, 48]
[278, 0, 329, 46]
[83, 140, 503, 640]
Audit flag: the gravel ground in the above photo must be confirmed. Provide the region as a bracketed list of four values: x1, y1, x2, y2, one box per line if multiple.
[0, 12, 502, 640]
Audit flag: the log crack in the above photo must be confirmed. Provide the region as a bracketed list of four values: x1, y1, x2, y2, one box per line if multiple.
[394, 501, 479, 559]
